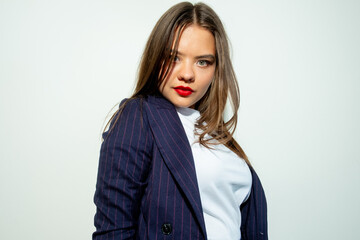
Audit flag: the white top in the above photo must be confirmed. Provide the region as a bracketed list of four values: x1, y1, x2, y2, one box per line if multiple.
[176, 107, 252, 240]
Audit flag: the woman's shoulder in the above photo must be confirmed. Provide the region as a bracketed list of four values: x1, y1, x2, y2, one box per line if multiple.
[119, 96, 145, 109]
[116, 96, 150, 116]
[121, 95, 174, 111]
[103, 97, 151, 139]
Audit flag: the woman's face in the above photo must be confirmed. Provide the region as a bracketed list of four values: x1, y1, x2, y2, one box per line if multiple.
[160, 24, 216, 108]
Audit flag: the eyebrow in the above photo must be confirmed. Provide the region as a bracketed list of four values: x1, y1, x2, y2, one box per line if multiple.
[172, 50, 216, 61]
[195, 55, 216, 61]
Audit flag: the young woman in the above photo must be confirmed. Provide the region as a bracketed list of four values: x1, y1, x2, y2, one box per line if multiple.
[93, 2, 267, 239]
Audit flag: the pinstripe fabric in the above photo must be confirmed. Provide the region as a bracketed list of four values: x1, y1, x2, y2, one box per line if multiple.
[93, 95, 268, 240]
[240, 169, 268, 240]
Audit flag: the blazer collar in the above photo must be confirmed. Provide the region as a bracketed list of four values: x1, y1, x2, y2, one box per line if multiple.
[145, 95, 206, 238]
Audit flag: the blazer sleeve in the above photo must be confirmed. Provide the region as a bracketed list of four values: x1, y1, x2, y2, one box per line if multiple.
[240, 167, 268, 240]
[93, 99, 153, 239]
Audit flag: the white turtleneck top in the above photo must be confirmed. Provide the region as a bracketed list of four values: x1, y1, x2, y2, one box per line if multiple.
[176, 107, 252, 240]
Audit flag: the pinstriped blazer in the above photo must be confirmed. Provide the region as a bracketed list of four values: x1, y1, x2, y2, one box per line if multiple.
[93, 95, 268, 240]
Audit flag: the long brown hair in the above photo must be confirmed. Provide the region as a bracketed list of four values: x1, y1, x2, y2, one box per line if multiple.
[106, 2, 250, 165]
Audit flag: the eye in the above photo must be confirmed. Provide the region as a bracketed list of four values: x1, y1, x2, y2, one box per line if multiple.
[173, 55, 180, 62]
[197, 60, 211, 67]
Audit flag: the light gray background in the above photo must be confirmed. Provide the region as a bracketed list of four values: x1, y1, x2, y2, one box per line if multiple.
[1, 0, 359, 239]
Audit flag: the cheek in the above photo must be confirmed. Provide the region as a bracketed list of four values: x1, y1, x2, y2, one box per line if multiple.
[159, 62, 177, 93]
[159, 75, 171, 94]
[202, 82, 212, 95]
[200, 71, 215, 92]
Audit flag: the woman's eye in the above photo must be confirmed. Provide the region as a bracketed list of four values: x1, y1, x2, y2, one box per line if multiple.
[197, 60, 210, 66]
[173, 56, 180, 62]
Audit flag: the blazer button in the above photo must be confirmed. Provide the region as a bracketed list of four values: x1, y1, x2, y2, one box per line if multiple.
[161, 223, 172, 235]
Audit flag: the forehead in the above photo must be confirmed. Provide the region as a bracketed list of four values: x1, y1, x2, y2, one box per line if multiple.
[175, 25, 215, 55]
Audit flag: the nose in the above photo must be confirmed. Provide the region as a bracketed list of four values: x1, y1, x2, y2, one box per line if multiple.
[178, 61, 194, 82]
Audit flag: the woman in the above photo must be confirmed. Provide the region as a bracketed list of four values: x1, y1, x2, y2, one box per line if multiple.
[93, 2, 267, 239]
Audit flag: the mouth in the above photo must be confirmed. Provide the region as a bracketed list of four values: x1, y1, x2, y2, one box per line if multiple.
[174, 86, 193, 97]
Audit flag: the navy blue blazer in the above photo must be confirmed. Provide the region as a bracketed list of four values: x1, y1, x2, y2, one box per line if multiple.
[93, 95, 267, 240]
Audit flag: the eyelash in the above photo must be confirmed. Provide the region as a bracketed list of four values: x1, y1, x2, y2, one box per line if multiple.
[173, 56, 213, 67]
[197, 60, 212, 67]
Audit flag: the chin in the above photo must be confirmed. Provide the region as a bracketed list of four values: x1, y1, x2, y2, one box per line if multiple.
[174, 103, 191, 108]
[172, 100, 194, 108]
[163, 94, 197, 108]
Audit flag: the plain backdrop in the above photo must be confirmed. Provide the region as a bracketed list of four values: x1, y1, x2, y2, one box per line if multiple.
[0, 0, 359, 239]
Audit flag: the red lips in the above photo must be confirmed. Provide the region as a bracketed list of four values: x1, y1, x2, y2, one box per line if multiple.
[174, 86, 193, 96]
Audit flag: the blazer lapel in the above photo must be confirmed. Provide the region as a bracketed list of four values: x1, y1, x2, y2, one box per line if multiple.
[145, 95, 206, 237]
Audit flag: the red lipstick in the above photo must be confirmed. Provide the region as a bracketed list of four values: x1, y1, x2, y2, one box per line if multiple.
[174, 86, 193, 96]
